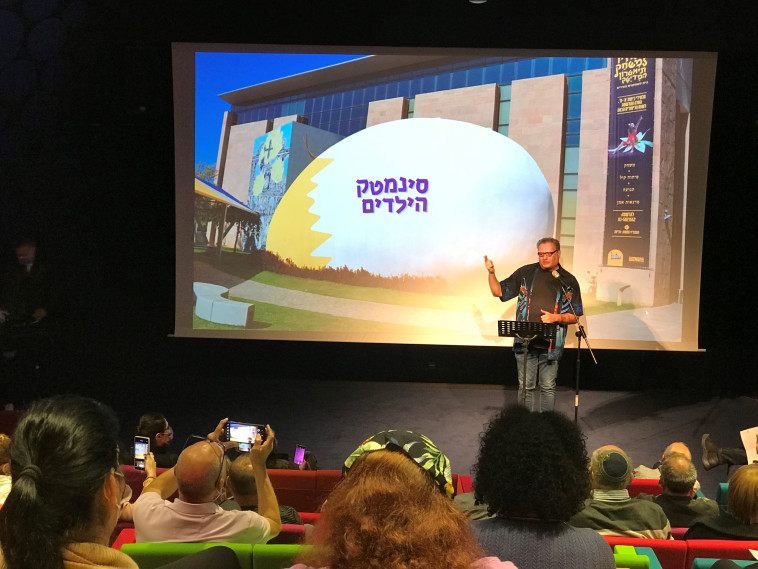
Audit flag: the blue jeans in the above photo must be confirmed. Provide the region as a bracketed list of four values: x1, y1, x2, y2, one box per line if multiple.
[514, 350, 558, 412]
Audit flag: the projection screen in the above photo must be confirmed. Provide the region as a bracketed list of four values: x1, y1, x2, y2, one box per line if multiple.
[173, 44, 716, 351]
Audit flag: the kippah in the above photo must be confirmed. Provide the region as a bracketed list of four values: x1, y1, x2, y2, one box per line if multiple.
[600, 451, 629, 482]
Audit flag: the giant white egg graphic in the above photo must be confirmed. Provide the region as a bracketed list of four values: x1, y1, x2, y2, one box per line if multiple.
[267, 117, 554, 277]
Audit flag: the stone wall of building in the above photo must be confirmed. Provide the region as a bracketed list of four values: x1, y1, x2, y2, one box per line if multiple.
[508, 74, 567, 236]
[366, 97, 409, 128]
[414, 84, 500, 129]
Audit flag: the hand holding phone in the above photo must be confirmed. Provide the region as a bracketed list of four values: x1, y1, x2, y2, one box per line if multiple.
[134, 436, 150, 470]
[225, 420, 265, 452]
[293, 444, 306, 466]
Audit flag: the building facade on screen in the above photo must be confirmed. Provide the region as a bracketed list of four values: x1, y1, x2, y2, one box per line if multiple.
[209, 54, 692, 309]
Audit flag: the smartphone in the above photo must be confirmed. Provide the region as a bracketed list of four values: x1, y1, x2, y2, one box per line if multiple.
[293, 444, 306, 466]
[134, 436, 150, 470]
[225, 420, 265, 452]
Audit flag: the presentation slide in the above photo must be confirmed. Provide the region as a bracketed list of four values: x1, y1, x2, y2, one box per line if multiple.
[173, 45, 716, 351]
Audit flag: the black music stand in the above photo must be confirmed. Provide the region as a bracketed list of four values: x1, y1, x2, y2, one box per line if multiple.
[498, 320, 558, 407]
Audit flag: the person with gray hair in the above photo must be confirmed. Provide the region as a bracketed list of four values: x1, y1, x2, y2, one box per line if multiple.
[637, 452, 718, 527]
[569, 445, 671, 539]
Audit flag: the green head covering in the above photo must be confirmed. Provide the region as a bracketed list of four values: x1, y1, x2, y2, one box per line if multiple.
[343, 430, 454, 498]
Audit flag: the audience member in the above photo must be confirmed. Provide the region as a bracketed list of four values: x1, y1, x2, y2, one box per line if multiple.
[0, 395, 137, 569]
[131, 412, 178, 468]
[701, 433, 756, 471]
[0, 433, 10, 505]
[637, 452, 718, 527]
[290, 432, 516, 569]
[132, 421, 281, 543]
[342, 429, 456, 497]
[471, 405, 614, 569]
[569, 445, 671, 539]
[634, 441, 701, 492]
[684, 463, 758, 540]
[221, 454, 304, 525]
[0, 237, 58, 403]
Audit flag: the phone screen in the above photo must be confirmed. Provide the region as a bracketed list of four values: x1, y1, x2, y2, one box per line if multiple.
[293, 444, 306, 466]
[226, 421, 263, 452]
[134, 436, 150, 470]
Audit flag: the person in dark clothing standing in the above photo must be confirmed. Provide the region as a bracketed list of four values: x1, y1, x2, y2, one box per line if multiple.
[485, 237, 583, 411]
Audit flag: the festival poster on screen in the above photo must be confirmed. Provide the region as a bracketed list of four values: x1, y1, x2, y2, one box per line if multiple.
[604, 57, 655, 269]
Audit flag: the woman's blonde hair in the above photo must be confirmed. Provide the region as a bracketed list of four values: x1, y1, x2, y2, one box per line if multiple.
[728, 464, 758, 524]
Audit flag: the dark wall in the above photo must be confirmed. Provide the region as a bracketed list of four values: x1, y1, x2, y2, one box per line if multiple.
[1, 1, 756, 407]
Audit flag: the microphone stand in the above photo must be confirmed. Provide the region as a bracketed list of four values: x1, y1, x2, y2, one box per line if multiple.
[554, 272, 597, 423]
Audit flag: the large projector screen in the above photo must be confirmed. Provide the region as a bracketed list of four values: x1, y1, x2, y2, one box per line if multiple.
[173, 44, 716, 351]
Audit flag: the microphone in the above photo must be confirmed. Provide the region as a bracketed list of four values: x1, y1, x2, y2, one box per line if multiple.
[551, 270, 567, 288]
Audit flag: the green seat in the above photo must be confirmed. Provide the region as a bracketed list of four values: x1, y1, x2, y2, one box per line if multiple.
[634, 546, 663, 569]
[717, 483, 729, 507]
[691, 559, 757, 569]
[613, 544, 650, 569]
[121, 543, 254, 569]
[252, 544, 307, 569]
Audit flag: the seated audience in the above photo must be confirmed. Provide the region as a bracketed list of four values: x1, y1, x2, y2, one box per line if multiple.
[701, 432, 756, 471]
[290, 430, 516, 569]
[132, 422, 281, 543]
[634, 441, 701, 492]
[569, 445, 671, 539]
[0, 434, 10, 505]
[0, 395, 138, 569]
[637, 452, 718, 527]
[221, 454, 304, 525]
[454, 491, 493, 521]
[684, 463, 758, 540]
[471, 405, 615, 569]
[133, 412, 178, 468]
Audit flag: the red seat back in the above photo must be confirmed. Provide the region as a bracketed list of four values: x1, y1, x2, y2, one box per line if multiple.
[685, 539, 758, 569]
[627, 478, 662, 497]
[603, 535, 687, 569]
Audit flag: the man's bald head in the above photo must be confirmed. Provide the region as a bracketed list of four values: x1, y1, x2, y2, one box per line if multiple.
[663, 442, 691, 461]
[590, 445, 633, 490]
[659, 452, 697, 495]
[175, 440, 226, 503]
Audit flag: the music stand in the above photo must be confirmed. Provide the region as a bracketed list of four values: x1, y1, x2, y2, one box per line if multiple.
[498, 320, 558, 407]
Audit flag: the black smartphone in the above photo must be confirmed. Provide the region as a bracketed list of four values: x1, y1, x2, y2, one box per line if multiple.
[293, 444, 306, 466]
[225, 420, 265, 452]
[134, 436, 150, 470]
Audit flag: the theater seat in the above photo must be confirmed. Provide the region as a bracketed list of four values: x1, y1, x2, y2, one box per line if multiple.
[685, 539, 758, 569]
[603, 536, 687, 569]
[267, 524, 306, 544]
[121, 542, 253, 569]
[627, 478, 662, 497]
[252, 544, 306, 569]
[690, 560, 757, 569]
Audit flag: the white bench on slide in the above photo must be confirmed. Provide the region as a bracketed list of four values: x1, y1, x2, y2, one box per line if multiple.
[193, 282, 255, 328]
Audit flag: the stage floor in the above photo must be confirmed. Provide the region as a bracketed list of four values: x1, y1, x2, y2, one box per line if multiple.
[111, 378, 758, 500]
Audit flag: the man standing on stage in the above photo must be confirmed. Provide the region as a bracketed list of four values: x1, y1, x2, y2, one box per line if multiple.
[484, 237, 583, 412]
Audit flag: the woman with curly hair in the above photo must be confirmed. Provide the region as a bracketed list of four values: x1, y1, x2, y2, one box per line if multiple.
[472, 405, 614, 569]
[291, 430, 516, 569]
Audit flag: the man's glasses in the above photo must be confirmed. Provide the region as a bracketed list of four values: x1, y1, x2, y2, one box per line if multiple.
[537, 251, 557, 258]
